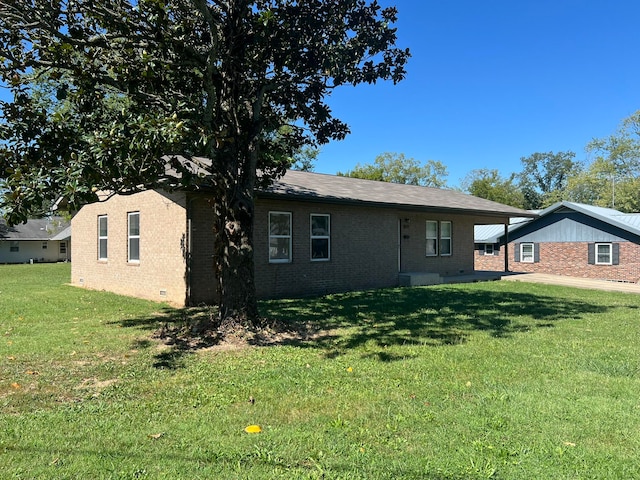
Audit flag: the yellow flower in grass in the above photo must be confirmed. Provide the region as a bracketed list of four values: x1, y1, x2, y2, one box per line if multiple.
[346, 367, 353, 373]
[244, 425, 262, 434]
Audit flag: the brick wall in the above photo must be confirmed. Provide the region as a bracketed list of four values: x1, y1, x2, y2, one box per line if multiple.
[475, 241, 640, 283]
[254, 199, 482, 298]
[71, 190, 189, 305]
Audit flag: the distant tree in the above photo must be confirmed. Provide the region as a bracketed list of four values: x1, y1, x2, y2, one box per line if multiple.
[337, 152, 448, 187]
[461, 169, 525, 208]
[0, 0, 409, 328]
[565, 111, 640, 212]
[290, 146, 319, 172]
[517, 151, 582, 209]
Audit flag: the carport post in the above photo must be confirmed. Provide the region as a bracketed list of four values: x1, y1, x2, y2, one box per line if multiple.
[504, 223, 509, 272]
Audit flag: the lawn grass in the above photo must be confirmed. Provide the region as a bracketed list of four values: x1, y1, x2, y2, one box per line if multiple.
[2, 263, 640, 479]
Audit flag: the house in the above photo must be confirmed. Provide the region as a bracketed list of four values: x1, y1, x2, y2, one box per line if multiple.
[0, 217, 71, 264]
[475, 201, 640, 283]
[70, 168, 535, 306]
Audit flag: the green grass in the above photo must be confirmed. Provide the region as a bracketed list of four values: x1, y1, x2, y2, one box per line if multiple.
[2, 263, 640, 479]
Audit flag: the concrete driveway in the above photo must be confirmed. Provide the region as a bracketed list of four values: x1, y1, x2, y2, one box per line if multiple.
[500, 272, 640, 294]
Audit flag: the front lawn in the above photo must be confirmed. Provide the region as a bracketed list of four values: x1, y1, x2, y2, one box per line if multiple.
[1, 263, 639, 479]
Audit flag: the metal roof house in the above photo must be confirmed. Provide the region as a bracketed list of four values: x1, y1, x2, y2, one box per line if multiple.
[475, 201, 640, 283]
[70, 169, 535, 306]
[0, 217, 71, 264]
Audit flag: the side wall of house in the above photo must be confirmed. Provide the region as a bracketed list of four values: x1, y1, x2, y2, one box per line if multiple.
[0, 240, 68, 264]
[187, 195, 218, 305]
[71, 190, 189, 305]
[253, 198, 485, 298]
[475, 241, 640, 283]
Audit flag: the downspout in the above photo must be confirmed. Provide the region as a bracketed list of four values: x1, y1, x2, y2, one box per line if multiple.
[185, 195, 195, 306]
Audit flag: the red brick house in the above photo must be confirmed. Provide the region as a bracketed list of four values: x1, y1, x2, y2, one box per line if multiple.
[71, 168, 534, 306]
[475, 202, 640, 283]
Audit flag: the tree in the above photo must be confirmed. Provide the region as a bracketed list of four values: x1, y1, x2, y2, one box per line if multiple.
[461, 169, 525, 208]
[517, 151, 582, 209]
[0, 0, 409, 328]
[337, 152, 448, 187]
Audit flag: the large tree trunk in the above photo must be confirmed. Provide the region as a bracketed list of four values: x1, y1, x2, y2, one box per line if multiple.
[214, 183, 260, 329]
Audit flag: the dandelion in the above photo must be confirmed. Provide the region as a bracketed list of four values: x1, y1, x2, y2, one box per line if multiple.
[346, 367, 353, 373]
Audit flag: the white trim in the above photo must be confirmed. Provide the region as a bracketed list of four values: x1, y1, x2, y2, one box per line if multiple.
[520, 242, 534, 263]
[269, 211, 292, 263]
[426, 220, 438, 257]
[128, 212, 140, 263]
[310, 213, 330, 261]
[98, 215, 108, 260]
[440, 221, 452, 256]
[484, 243, 494, 256]
[595, 242, 613, 265]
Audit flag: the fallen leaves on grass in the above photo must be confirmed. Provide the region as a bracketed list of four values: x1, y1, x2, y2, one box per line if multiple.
[244, 425, 262, 434]
[148, 432, 165, 440]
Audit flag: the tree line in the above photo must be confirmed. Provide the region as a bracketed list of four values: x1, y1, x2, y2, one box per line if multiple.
[337, 110, 640, 212]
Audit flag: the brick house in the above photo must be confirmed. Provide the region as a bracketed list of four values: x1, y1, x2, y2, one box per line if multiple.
[71, 168, 534, 306]
[1, 217, 71, 264]
[475, 201, 640, 283]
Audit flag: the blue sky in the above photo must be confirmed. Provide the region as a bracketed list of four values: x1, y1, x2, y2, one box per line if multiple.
[315, 0, 640, 187]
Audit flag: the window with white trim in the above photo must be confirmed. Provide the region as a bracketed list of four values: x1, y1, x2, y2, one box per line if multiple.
[310, 214, 330, 261]
[484, 243, 494, 255]
[9, 241, 19, 252]
[440, 221, 452, 256]
[595, 243, 612, 265]
[60, 241, 67, 255]
[98, 215, 108, 260]
[426, 221, 438, 256]
[42, 241, 48, 250]
[269, 212, 292, 263]
[128, 212, 140, 263]
[520, 243, 534, 263]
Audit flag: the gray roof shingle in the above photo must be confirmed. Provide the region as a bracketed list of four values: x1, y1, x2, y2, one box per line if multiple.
[0, 217, 71, 241]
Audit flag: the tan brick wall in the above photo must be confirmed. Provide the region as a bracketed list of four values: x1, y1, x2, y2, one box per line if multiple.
[475, 241, 640, 283]
[71, 190, 189, 305]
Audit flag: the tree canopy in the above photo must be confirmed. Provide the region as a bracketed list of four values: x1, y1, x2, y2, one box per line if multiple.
[461, 169, 525, 208]
[337, 152, 448, 187]
[0, 0, 409, 325]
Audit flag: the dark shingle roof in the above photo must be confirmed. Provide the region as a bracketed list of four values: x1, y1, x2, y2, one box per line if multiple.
[260, 170, 536, 218]
[0, 217, 70, 240]
[163, 157, 535, 218]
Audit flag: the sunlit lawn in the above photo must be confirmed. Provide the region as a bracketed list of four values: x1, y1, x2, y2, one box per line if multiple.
[1, 263, 640, 479]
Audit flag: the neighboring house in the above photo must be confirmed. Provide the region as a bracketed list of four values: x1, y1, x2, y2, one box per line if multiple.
[0, 217, 71, 264]
[71, 167, 534, 306]
[475, 201, 640, 283]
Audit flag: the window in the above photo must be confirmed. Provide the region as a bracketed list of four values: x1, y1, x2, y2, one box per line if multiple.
[440, 221, 452, 256]
[520, 243, 534, 263]
[41, 241, 48, 250]
[128, 212, 140, 263]
[310, 214, 330, 261]
[426, 221, 438, 256]
[98, 215, 108, 260]
[595, 243, 612, 265]
[60, 241, 67, 255]
[484, 244, 494, 255]
[269, 212, 291, 263]
[9, 241, 19, 252]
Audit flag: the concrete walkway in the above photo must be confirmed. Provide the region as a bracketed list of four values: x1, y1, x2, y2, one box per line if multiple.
[499, 272, 640, 294]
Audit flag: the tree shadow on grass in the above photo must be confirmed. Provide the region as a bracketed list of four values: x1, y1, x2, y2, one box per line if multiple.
[116, 284, 611, 368]
[260, 284, 610, 358]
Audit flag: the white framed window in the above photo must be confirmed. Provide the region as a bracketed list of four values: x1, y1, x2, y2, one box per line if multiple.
[520, 243, 534, 263]
[440, 221, 452, 256]
[60, 241, 67, 255]
[426, 221, 438, 256]
[98, 215, 108, 260]
[41, 241, 48, 250]
[128, 212, 140, 263]
[310, 214, 330, 261]
[595, 243, 612, 265]
[484, 243, 494, 255]
[9, 241, 19, 252]
[269, 212, 291, 263]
